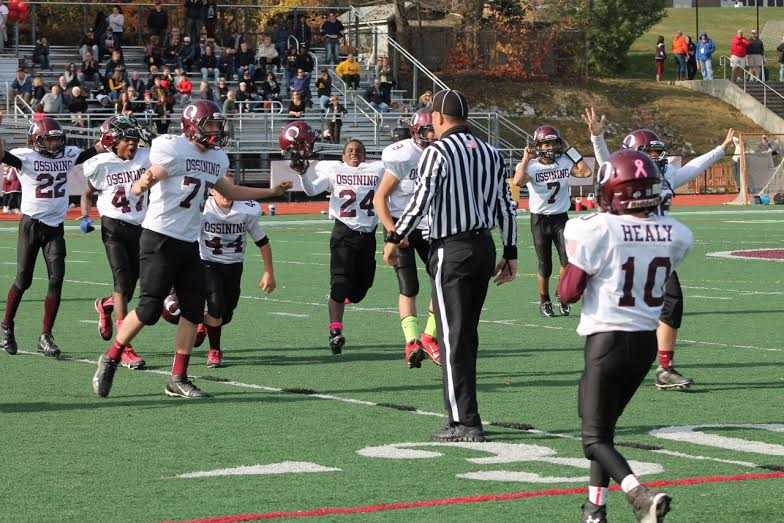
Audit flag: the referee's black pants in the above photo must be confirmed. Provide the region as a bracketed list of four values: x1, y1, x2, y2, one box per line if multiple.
[428, 229, 496, 428]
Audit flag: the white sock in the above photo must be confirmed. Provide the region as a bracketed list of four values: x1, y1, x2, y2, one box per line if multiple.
[620, 474, 641, 493]
[587, 486, 608, 506]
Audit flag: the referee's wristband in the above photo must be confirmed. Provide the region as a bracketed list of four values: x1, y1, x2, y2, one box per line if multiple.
[565, 147, 583, 164]
[385, 231, 403, 244]
[503, 245, 518, 260]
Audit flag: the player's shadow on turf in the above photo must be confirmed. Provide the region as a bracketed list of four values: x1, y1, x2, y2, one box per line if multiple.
[0, 393, 308, 414]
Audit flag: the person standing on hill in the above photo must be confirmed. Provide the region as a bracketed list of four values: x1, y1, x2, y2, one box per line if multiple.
[696, 32, 715, 80]
[671, 31, 688, 81]
[746, 29, 765, 81]
[730, 29, 749, 83]
[655, 36, 666, 82]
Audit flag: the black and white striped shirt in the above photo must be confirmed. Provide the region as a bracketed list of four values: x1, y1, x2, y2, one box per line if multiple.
[394, 127, 518, 259]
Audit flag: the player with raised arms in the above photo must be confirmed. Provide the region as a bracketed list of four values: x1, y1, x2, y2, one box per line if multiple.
[374, 109, 441, 368]
[92, 100, 291, 399]
[559, 150, 693, 523]
[513, 125, 592, 318]
[80, 115, 150, 370]
[584, 106, 734, 390]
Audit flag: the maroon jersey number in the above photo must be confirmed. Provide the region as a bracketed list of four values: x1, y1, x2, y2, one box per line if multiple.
[35, 172, 67, 199]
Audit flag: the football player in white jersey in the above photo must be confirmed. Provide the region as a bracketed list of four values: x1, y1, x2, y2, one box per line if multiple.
[558, 150, 693, 523]
[80, 115, 150, 370]
[92, 100, 291, 399]
[299, 137, 385, 355]
[0, 117, 97, 358]
[512, 125, 591, 318]
[584, 106, 735, 390]
[196, 172, 276, 368]
[375, 110, 441, 368]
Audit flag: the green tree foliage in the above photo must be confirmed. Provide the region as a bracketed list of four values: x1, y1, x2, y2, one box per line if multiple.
[587, 0, 667, 73]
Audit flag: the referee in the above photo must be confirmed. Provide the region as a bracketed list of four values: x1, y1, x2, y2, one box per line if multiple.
[383, 89, 518, 442]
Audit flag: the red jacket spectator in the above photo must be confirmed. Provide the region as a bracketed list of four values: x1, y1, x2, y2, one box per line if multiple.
[177, 76, 193, 95]
[731, 34, 749, 57]
[3, 168, 21, 193]
[672, 35, 688, 55]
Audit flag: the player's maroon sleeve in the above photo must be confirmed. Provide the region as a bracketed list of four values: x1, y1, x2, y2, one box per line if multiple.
[2, 151, 23, 170]
[558, 263, 589, 304]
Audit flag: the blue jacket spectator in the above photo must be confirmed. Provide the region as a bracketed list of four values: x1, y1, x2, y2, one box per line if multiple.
[696, 32, 715, 80]
[11, 69, 33, 103]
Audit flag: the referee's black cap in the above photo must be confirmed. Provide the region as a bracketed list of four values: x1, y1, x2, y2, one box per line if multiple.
[432, 89, 469, 119]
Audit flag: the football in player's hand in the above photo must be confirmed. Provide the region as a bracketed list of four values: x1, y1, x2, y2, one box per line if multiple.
[161, 294, 181, 325]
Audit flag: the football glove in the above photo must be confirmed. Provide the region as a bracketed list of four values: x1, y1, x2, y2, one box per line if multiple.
[79, 216, 95, 234]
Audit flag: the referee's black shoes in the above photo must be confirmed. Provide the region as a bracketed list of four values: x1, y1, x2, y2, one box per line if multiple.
[432, 422, 486, 442]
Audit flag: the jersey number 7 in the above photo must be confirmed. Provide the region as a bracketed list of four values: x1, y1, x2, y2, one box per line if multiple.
[180, 176, 215, 212]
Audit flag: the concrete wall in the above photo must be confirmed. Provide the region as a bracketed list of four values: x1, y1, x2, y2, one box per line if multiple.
[680, 79, 784, 134]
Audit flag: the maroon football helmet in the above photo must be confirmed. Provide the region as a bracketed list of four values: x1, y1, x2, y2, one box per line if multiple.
[532, 125, 563, 161]
[279, 121, 318, 173]
[596, 149, 662, 214]
[622, 129, 667, 172]
[28, 117, 65, 157]
[100, 115, 143, 151]
[409, 109, 435, 148]
[181, 100, 228, 149]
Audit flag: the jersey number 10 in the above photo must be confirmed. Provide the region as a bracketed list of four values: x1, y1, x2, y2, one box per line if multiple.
[619, 256, 671, 307]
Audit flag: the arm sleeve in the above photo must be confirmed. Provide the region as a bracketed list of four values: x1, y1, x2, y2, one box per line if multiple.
[1, 151, 23, 170]
[149, 136, 182, 177]
[557, 264, 590, 304]
[246, 213, 268, 244]
[81, 155, 104, 189]
[75, 146, 100, 166]
[300, 162, 333, 196]
[394, 146, 443, 238]
[671, 224, 694, 268]
[495, 157, 518, 259]
[669, 145, 725, 189]
[563, 216, 606, 275]
[591, 133, 612, 165]
[381, 146, 406, 180]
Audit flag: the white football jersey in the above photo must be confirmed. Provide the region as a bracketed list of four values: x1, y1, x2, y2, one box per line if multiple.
[143, 135, 229, 242]
[525, 156, 575, 215]
[565, 212, 693, 336]
[200, 198, 267, 264]
[381, 139, 429, 231]
[12, 146, 81, 226]
[83, 149, 150, 225]
[301, 160, 384, 233]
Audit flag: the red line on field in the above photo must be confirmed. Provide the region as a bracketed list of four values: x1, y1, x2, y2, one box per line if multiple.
[167, 471, 784, 523]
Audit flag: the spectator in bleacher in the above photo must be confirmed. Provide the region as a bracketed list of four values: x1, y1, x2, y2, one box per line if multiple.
[261, 71, 281, 103]
[93, 11, 109, 60]
[63, 63, 80, 89]
[218, 46, 237, 80]
[108, 69, 126, 101]
[222, 88, 236, 115]
[185, 0, 204, 44]
[746, 29, 765, 80]
[128, 71, 144, 95]
[292, 13, 312, 50]
[697, 32, 715, 81]
[104, 49, 125, 80]
[198, 80, 216, 102]
[376, 55, 395, 100]
[126, 85, 142, 111]
[31, 75, 45, 104]
[256, 35, 279, 75]
[69, 87, 87, 127]
[79, 52, 100, 87]
[57, 76, 71, 106]
[240, 69, 257, 94]
[199, 45, 219, 82]
[315, 68, 332, 111]
[150, 76, 166, 101]
[176, 72, 193, 104]
[154, 90, 170, 134]
[109, 6, 124, 49]
[284, 47, 298, 90]
[115, 91, 133, 116]
[216, 77, 229, 102]
[730, 29, 749, 83]
[204, 0, 218, 39]
[145, 35, 164, 71]
[0, 0, 8, 52]
[236, 41, 256, 79]
[164, 34, 181, 67]
[321, 11, 344, 65]
[289, 68, 311, 107]
[686, 36, 698, 80]
[179, 35, 199, 72]
[288, 90, 306, 118]
[272, 17, 290, 71]
[11, 68, 33, 104]
[80, 30, 99, 62]
[364, 78, 390, 112]
[336, 54, 361, 90]
[323, 94, 346, 143]
[222, 25, 244, 52]
[148, 0, 168, 42]
[671, 31, 688, 81]
[295, 46, 315, 75]
[33, 37, 50, 70]
[41, 85, 64, 114]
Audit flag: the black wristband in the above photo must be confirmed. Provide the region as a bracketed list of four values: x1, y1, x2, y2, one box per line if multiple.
[385, 231, 402, 244]
[255, 236, 270, 247]
[503, 245, 518, 260]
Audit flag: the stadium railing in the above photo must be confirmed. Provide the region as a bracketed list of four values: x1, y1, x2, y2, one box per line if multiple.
[719, 54, 784, 113]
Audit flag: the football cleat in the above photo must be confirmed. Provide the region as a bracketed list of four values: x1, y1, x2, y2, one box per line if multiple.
[540, 301, 555, 318]
[37, 333, 61, 358]
[581, 501, 607, 523]
[626, 485, 671, 523]
[559, 301, 570, 316]
[432, 423, 486, 443]
[194, 323, 207, 348]
[655, 366, 694, 391]
[329, 329, 345, 355]
[404, 340, 425, 369]
[1, 321, 18, 355]
[420, 333, 442, 366]
[120, 346, 145, 370]
[94, 297, 113, 341]
[92, 354, 119, 397]
[206, 348, 223, 368]
[165, 375, 209, 398]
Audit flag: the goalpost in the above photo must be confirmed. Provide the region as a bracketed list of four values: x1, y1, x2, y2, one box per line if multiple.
[731, 132, 784, 205]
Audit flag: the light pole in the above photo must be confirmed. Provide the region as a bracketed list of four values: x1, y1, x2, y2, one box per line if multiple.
[695, 0, 699, 39]
[756, 1, 760, 35]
